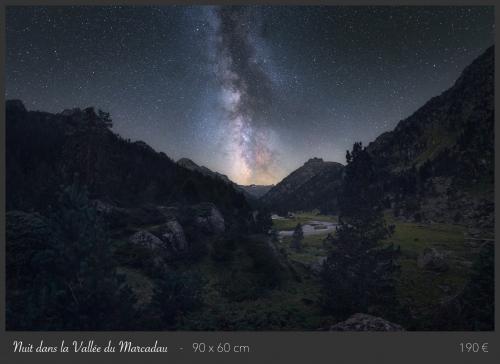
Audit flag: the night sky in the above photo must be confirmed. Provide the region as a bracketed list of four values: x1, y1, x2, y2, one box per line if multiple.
[6, 6, 494, 185]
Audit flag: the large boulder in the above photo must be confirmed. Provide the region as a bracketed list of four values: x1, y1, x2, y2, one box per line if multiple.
[193, 203, 225, 235]
[129, 217, 189, 255]
[417, 247, 449, 272]
[128, 230, 169, 266]
[329, 313, 404, 331]
[161, 219, 188, 251]
[129, 230, 165, 250]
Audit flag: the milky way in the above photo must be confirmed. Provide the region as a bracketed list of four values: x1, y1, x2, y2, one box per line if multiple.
[6, 6, 494, 185]
[213, 7, 279, 185]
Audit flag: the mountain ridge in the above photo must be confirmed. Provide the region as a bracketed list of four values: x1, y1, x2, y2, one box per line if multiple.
[259, 45, 494, 225]
[364, 45, 494, 225]
[177, 157, 233, 184]
[5, 101, 252, 226]
[366, 45, 494, 175]
[177, 157, 274, 200]
[261, 157, 344, 214]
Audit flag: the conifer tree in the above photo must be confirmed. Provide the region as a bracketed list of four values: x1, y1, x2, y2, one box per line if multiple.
[37, 179, 137, 329]
[321, 142, 400, 318]
[291, 223, 304, 251]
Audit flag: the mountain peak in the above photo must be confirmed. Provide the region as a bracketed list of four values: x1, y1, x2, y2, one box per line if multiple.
[304, 157, 324, 165]
[177, 158, 199, 169]
[262, 156, 344, 213]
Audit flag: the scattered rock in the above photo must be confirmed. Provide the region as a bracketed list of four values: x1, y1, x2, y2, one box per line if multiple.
[329, 313, 404, 331]
[417, 247, 449, 272]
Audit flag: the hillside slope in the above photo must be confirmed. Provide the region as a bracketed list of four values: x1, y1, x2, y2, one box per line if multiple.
[261, 46, 494, 226]
[366, 46, 494, 226]
[367, 45, 494, 179]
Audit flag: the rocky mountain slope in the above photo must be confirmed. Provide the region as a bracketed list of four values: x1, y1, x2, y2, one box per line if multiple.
[262, 46, 494, 227]
[367, 45, 493, 177]
[261, 157, 344, 214]
[366, 45, 494, 227]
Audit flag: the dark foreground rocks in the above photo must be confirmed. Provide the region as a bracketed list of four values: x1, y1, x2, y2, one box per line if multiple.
[329, 313, 404, 331]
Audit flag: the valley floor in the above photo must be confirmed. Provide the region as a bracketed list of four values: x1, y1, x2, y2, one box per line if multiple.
[120, 211, 489, 330]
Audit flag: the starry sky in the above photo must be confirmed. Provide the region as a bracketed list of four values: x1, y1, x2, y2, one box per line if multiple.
[6, 6, 494, 185]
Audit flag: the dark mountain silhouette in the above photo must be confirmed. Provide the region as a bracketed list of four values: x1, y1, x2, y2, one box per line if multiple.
[6, 101, 251, 224]
[262, 157, 344, 214]
[177, 157, 233, 184]
[238, 184, 274, 199]
[367, 45, 493, 179]
[177, 157, 273, 201]
[365, 45, 494, 225]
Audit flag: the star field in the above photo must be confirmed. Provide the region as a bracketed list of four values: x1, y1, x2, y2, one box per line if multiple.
[6, 6, 494, 185]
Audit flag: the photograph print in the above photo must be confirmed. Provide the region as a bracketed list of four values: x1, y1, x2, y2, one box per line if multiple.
[5, 5, 494, 331]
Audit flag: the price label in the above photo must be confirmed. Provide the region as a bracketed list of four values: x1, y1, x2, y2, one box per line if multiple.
[460, 342, 488, 353]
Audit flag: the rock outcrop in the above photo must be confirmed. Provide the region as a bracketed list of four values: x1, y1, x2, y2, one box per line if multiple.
[365, 46, 494, 226]
[161, 219, 188, 251]
[329, 313, 404, 331]
[193, 203, 225, 235]
[129, 230, 165, 251]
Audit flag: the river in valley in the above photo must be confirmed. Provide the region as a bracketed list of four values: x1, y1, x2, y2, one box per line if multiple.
[278, 220, 337, 237]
